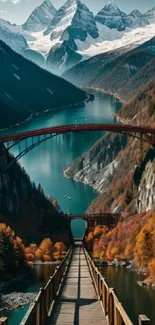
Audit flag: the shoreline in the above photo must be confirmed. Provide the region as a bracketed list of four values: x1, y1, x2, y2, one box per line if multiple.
[94, 258, 155, 290]
[81, 86, 126, 104]
[0, 98, 88, 133]
[62, 168, 101, 194]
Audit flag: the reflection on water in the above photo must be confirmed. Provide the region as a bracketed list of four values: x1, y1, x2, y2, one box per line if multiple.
[100, 266, 155, 325]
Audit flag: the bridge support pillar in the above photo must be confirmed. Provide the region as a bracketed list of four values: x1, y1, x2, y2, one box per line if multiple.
[138, 315, 150, 325]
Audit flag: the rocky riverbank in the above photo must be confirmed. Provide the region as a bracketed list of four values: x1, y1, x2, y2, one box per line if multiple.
[0, 292, 37, 311]
[63, 132, 127, 195]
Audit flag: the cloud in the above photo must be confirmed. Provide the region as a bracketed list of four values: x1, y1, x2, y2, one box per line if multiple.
[12, 0, 21, 3]
[0, 0, 21, 3]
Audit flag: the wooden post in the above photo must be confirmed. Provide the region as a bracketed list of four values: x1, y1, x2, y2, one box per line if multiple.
[138, 315, 150, 325]
[0, 317, 8, 325]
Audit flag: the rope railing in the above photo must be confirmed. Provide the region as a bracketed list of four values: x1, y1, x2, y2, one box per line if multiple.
[20, 246, 73, 325]
[84, 248, 150, 325]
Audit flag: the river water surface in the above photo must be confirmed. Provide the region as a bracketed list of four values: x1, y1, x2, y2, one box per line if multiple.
[0, 91, 122, 237]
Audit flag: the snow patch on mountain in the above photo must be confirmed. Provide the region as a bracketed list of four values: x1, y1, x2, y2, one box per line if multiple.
[28, 30, 60, 55]
[78, 24, 155, 57]
[44, 0, 78, 37]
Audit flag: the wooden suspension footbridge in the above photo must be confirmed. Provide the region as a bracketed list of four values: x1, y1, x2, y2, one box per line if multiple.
[16, 240, 150, 325]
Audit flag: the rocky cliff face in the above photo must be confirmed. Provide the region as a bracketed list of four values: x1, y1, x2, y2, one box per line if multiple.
[63, 133, 127, 193]
[23, 0, 57, 32]
[95, 3, 126, 31]
[137, 159, 155, 213]
[95, 4, 149, 31]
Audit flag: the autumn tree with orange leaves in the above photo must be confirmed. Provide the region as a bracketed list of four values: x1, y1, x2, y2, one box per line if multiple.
[0, 224, 26, 278]
[85, 212, 155, 282]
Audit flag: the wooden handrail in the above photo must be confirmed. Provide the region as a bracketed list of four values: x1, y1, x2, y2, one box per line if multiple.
[84, 247, 150, 325]
[19, 244, 151, 325]
[20, 246, 73, 325]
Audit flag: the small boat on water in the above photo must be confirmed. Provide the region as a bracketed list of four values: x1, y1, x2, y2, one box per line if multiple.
[64, 195, 72, 200]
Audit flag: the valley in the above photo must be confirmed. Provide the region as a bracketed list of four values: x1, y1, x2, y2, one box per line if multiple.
[0, 0, 154, 324]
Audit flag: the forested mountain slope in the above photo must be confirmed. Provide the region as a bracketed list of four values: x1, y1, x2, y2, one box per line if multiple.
[0, 144, 71, 245]
[0, 40, 87, 129]
[63, 37, 155, 101]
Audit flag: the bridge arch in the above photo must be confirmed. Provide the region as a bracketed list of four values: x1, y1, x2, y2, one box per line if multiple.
[0, 123, 154, 176]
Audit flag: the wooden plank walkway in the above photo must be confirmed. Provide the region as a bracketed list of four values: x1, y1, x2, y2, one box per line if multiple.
[48, 243, 108, 325]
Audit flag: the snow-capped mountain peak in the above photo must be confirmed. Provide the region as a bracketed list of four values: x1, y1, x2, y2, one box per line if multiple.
[0, 18, 28, 53]
[102, 2, 125, 15]
[43, 0, 99, 74]
[44, 0, 78, 37]
[96, 3, 149, 31]
[130, 9, 143, 18]
[95, 2, 126, 31]
[126, 9, 149, 28]
[144, 7, 155, 24]
[22, 0, 57, 32]
[44, 0, 99, 40]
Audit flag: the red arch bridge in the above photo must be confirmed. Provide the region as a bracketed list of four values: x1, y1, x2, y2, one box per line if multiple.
[0, 123, 154, 176]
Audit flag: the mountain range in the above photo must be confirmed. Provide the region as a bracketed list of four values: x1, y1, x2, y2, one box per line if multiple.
[0, 0, 155, 73]
[95, 4, 149, 31]
[26, 0, 155, 73]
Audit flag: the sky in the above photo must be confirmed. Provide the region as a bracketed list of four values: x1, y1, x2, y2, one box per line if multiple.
[0, 0, 154, 24]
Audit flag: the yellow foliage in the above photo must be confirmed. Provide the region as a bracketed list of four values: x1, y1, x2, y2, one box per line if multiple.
[93, 226, 104, 238]
[110, 246, 120, 258]
[148, 258, 155, 277]
[43, 254, 51, 262]
[35, 248, 43, 260]
[124, 244, 133, 259]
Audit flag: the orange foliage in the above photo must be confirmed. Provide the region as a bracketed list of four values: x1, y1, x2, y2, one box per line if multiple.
[25, 238, 68, 262]
[53, 242, 67, 260]
[25, 243, 38, 261]
[35, 248, 43, 260]
[0, 223, 26, 276]
[148, 259, 155, 278]
[85, 211, 155, 279]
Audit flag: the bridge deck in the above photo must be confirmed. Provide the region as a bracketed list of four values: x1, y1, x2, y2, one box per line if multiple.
[48, 244, 108, 325]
